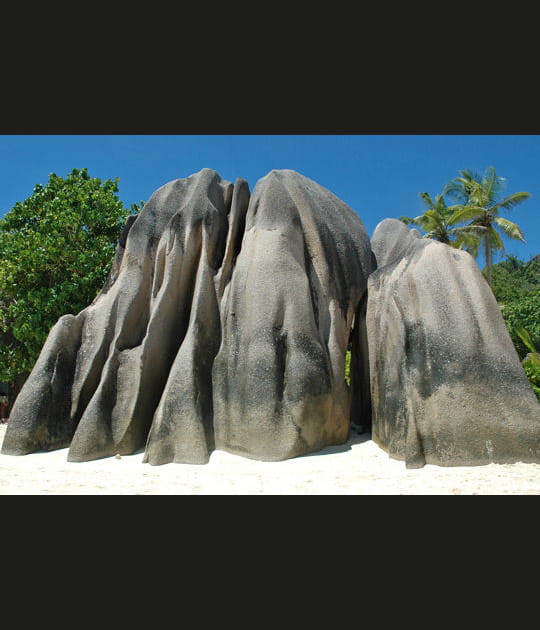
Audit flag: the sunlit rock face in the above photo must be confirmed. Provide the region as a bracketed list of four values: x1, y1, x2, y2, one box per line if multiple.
[1, 169, 374, 464]
[4, 179, 538, 470]
[367, 219, 540, 468]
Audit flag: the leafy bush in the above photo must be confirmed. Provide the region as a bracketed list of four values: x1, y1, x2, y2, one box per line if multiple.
[522, 357, 540, 400]
[487, 254, 540, 358]
[487, 254, 540, 303]
[0, 168, 138, 388]
[513, 323, 540, 401]
[500, 291, 540, 358]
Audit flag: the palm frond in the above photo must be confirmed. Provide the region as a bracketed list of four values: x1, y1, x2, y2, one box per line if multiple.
[451, 226, 482, 255]
[482, 166, 506, 202]
[514, 323, 538, 355]
[398, 216, 417, 225]
[448, 205, 485, 224]
[494, 216, 526, 242]
[399, 215, 432, 230]
[445, 204, 467, 224]
[451, 225, 485, 236]
[449, 170, 485, 206]
[401, 214, 430, 226]
[442, 180, 466, 201]
[488, 227, 505, 252]
[458, 169, 484, 192]
[482, 166, 496, 194]
[492, 191, 531, 212]
[423, 209, 444, 225]
[445, 174, 479, 203]
[434, 194, 448, 213]
[446, 204, 465, 213]
[457, 237, 480, 257]
[419, 192, 436, 209]
[455, 170, 472, 183]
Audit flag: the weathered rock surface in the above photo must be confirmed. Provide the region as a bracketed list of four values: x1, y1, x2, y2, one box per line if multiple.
[4, 176, 539, 470]
[209, 170, 374, 461]
[2, 169, 374, 464]
[367, 218, 540, 468]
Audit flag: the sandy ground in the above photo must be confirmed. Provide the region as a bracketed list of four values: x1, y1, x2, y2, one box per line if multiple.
[0, 423, 539, 495]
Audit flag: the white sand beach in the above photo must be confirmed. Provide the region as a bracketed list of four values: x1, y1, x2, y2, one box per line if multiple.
[0, 423, 539, 495]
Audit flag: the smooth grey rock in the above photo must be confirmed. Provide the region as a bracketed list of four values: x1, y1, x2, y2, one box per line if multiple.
[2, 168, 374, 464]
[370, 218, 421, 269]
[211, 169, 374, 461]
[367, 218, 540, 468]
[0, 313, 83, 455]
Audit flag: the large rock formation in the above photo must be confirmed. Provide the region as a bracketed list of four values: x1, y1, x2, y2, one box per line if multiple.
[1, 169, 374, 464]
[367, 218, 540, 468]
[2, 174, 539, 469]
[208, 170, 373, 462]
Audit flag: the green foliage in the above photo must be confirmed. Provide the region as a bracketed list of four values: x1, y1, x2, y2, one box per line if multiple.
[0, 168, 136, 384]
[344, 349, 351, 385]
[399, 191, 469, 247]
[489, 254, 540, 357]
[514, 322, 538, 355]
[444, 166, 529, 285]
[522, 357, 540, 400]
[401, 168, 530, 288]
[488, 255, 540, 398]
[500, 291, 540, 358]
[511, 323, 540, 401]
[488, 254, 540, 303]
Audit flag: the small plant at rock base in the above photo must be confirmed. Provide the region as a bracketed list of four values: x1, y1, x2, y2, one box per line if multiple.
[514, 323, 540, 401]
[344, 349, 351, 385]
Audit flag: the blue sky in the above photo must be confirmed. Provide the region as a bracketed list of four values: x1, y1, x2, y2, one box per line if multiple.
[0, 134, 538, 263]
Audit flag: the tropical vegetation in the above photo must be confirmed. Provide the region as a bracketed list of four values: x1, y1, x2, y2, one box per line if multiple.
[444, 167, 529, 286]
[399, 191, 471, 247]
[489, 254, 540, 395]
[401, 166, 530, 287]
[513, 323, 540, 400]
[0, 168, 141, 403]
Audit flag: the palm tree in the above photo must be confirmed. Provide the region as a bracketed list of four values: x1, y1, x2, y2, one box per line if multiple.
[399, 191, 466, 246]
[444, 166, 530, 286]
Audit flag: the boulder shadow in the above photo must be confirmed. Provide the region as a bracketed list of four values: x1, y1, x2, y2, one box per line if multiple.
[296, 430, 372, 459]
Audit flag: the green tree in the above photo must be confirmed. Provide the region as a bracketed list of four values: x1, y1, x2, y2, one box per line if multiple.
[488, 253, 540, 373]
[444, 166, 530, 286]
[0, 168, 138, 402]
[400, 192, 459, 245]
[489, 254, 540, 305]
[500, 291, 540, 358]
[399, 191, 482, 251]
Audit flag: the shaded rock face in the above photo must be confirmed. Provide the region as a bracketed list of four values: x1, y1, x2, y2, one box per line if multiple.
[1, 169, 374, 464]
[367, 219, 540, 468]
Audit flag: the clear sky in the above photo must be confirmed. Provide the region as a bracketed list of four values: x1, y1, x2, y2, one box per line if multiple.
[0, 134, 538, 263]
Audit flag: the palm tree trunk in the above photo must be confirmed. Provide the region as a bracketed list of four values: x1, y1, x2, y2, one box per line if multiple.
[485, 231, 493, 286]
